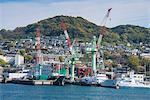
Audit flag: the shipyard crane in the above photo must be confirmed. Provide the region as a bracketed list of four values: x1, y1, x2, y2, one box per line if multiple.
[96, 8, 112, 70]
[86, 8, 112, 76]
[32, 27, 46, 80]
[60, 22, 79, 82]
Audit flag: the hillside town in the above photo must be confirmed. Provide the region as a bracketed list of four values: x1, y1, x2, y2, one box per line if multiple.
[0, 34, 150, 74]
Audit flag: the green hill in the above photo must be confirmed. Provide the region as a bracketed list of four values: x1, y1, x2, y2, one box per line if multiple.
[111, 25, 150, 44]
[0, 15, 149, 44]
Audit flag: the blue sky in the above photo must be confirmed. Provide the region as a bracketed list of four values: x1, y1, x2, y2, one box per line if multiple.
[0, 0, 150, 30]
[0, 0, 79, 3]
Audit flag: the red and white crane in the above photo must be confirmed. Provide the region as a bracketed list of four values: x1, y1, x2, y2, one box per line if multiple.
[35, 27, 43, 76]
[35, 27, 43, 65]
[60, 22, 77, 82]
[60, 22, 72, 52]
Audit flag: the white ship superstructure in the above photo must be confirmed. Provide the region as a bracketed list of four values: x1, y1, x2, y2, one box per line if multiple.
[117, 71, 150, 88]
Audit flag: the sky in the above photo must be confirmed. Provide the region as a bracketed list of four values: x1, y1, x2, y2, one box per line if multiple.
[0, 0, 150, 30]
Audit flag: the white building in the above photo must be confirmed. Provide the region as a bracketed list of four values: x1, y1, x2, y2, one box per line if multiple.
[129, 71, 144, 83]
[15, 54, 24, 66]
[0, 55, 14, 63]
[140, 53, 150, 58]
[0, 66, 3, 74]
[131, 49, 138, 55]
[3, 73, 28, 79]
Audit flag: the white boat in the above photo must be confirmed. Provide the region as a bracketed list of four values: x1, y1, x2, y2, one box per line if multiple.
[80, 73, 108, 84]
[97, 72, 118, 88]
[79, 72, 118, 88]
[117, 71, 150, 88]
[96, 73, 108, 84]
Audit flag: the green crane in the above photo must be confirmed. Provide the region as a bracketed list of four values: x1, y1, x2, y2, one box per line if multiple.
[86, 8, 112, 76]
[61, 22, 80, 82]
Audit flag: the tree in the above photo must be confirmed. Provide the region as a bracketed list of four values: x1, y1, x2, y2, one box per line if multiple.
[0, 49, 3, 55]
[141, 58, 150, 75]
[128, 55, 140, 71]
[104, 60, 113, 69]
[7, 42, 15, 48]
[120, 33, 128, 42]
[59, 56, 64, 62]
[0, 59, 7, 67]
[19, 50, 26, 56]
[111, 32, 120, 42]
[24, 55, 33, 63]
[104, 51, 111, 59]
[0, 34, 3, 40]
[112, 62, 118, 68]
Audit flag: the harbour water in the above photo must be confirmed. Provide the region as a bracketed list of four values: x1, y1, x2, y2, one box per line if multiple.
[0, 84, 150, 100]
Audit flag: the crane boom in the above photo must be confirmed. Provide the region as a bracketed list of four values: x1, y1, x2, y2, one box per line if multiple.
[97, 8, 112, 49]
[60, 22, 72, 49]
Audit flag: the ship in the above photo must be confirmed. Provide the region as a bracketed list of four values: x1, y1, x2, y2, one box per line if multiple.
[2, 64, 66, 86]
[116, 71, 150, 88]
[78, 72, 119, 89]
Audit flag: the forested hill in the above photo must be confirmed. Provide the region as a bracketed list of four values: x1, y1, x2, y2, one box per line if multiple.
[111, 25, 150, 44]
[0, 15, 149, 44]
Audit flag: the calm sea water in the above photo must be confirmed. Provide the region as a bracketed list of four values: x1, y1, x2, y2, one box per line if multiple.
[0, 84, 150, 100]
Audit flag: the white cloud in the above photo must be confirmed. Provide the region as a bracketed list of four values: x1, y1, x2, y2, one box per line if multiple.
[0, 0, 150, 30]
